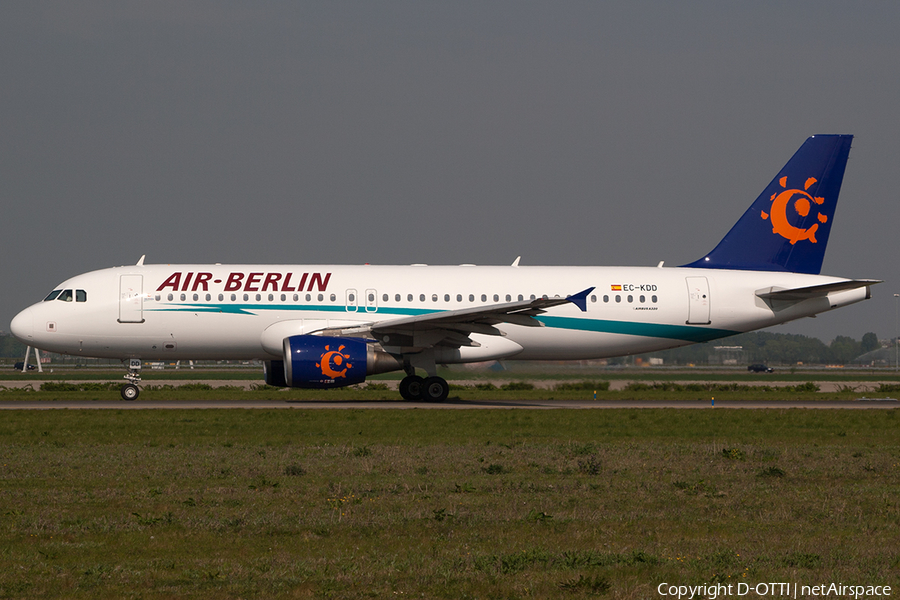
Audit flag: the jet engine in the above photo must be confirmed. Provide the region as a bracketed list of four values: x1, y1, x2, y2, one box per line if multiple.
[271, 335, 402, 389]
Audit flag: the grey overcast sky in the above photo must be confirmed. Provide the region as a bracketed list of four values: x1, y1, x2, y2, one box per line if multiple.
[2, 2, 899, 344]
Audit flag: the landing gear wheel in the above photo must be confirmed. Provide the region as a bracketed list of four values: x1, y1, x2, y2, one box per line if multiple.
[422, 376, 449, 402]
[121, 383, 140, 401]
[399, 375, 425, 401]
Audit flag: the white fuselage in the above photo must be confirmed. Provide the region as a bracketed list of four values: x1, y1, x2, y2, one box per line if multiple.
[10, 263, 869, 363]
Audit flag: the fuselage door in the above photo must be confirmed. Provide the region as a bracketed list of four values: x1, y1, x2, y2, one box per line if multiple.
[365, 289, 378, 312]
[685, 276, 711, 325]
[118, 274, 145, 324]
[345, 289, 358, 312]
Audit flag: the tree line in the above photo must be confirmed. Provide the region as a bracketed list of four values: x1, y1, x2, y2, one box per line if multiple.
[632, 331, 882, 366]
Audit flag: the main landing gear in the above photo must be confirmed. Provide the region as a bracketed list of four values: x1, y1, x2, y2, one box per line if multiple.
[121, 358, 142, 401]
[399, 375, 449, 402]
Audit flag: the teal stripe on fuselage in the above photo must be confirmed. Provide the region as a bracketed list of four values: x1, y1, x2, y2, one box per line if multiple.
[535, 316, 737, 343]
[147, 304, 736, 342]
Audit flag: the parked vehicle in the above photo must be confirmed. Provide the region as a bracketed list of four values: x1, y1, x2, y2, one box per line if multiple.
[748, 364, 774, 373]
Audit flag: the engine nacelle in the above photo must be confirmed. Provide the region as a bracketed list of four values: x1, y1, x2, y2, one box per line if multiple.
[282, 335, 370, 388]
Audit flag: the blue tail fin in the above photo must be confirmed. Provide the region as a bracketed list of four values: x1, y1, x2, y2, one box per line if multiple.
[682, 135, 853, 274]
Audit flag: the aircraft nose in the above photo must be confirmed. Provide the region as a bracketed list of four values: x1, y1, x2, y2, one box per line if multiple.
[10, 307, 34, 344]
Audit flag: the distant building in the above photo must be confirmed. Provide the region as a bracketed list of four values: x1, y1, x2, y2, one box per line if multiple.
[710, 345, 744, 365]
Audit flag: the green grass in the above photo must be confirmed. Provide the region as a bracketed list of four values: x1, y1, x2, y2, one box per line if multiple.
[0, 409, 898, 598]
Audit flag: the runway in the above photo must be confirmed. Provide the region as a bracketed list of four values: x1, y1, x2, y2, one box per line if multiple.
[0, 398, 897, 410]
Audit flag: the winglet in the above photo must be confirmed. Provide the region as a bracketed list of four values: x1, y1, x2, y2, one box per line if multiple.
[136, 255, 146, 266]
[566, 287, 594, 312]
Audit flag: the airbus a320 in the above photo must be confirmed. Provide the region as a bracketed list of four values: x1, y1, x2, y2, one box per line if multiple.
[10, 135, 877, 401]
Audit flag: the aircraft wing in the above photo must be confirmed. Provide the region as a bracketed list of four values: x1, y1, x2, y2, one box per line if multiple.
[316, 287, 595, 348]
[756, 279, 880, 302]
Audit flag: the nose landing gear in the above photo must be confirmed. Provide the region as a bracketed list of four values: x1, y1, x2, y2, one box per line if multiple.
[121, 358, 142, 401]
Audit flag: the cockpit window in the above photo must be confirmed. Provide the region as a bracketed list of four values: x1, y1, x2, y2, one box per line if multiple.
[76, 290, 87, 302]
[57, 289, 73, 302]
[44, 290, 62, 301]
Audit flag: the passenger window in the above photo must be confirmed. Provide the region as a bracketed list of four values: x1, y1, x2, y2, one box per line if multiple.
[193, 293, 199, 301]
[615, 295, 621, 303]
[652, 295, 658, 303]
[180, 293, 186, 301]
[469, 294, 475, 302]
[243, 294, 249, 301]
[218, 294, 224, 301]
[58, 290, 73, 302]
[318, 293, 324, 301]
[603, 295, 609, 302]
[505, 294, 511, 302]
[627, 295, 633, 303]
[349, 293, 355, 302]
[591, 295, 597, 303]
[420, 294, 426, 302]
[280, 294, 286, 301]
[395, 294, 401, 302]
[383, 294, 389, 302]
[493, 294, 499, 302]
[255, 294, 261, 301]
[76, 290, 87, 302]
[293, 294, 299, 301]
[407, 294, 413, 302]
[268, 294, 274, 301]
[518, 294, 524, 301]
[168, 293, 174, 301]
[369, 293, 375, 302]
[640, 295, 645, 303]
[306, 293, 311, 301]
[432, 294, 438, 302]
[481, 294, 486, 302]
[44, 290, 62, 301]
[330, 294, 336, 302]
[443, 294, 449, 302]
[231, 294, 237, 301]
[155, 295, 161, 301]
[457, 294, 462, 302]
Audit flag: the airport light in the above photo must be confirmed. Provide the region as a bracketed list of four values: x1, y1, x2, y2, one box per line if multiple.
[894, 294, 900, 371]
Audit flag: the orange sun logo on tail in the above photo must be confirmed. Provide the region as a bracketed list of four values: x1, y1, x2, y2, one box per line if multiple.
[316, 344, 352, 379]
[760, 176, 828, 245]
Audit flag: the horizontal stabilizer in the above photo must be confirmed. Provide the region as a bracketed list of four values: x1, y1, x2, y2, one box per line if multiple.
[756, 279, 880, 301]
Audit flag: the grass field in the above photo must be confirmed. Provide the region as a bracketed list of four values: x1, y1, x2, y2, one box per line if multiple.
[1, 407, 898, 599]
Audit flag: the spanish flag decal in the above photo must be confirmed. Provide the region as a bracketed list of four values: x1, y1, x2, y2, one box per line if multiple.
[610, 285, 622, 291]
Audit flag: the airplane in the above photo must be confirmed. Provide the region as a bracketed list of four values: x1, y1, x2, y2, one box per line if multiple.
[10, 134, 878, 401]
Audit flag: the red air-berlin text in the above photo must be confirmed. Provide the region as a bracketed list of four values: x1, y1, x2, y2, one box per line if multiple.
[156, 272, 332, 293]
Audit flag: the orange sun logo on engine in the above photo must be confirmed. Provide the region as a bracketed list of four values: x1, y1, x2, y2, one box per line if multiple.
[316, 344, 352, 379]
[761, 176, 828, 245]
